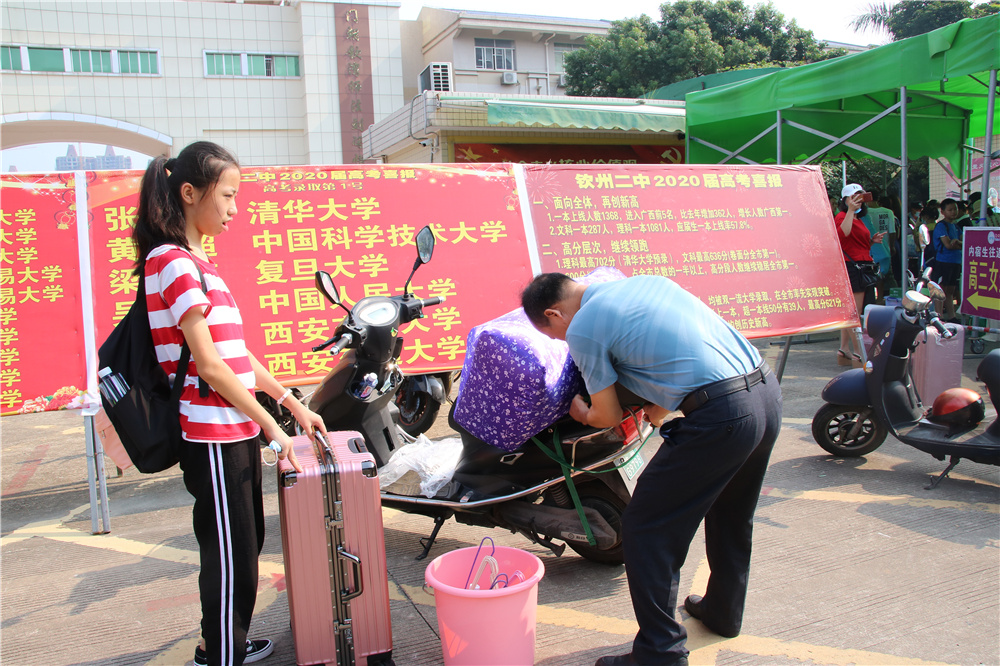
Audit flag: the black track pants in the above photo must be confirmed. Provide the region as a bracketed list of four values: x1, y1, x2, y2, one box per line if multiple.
[180, 438, 265, 666]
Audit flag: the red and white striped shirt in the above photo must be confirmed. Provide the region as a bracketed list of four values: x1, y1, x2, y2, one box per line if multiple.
[145, 245, 260, 443]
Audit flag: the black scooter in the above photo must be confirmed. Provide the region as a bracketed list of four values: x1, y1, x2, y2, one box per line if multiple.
[300, 225, 654, 562]
[812, 273, 999, 488]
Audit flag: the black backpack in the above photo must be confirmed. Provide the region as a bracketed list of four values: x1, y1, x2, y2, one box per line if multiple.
[97, 251, 206, 473]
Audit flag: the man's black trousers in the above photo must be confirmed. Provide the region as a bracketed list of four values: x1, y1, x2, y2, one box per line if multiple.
[623, 370, 783, 664]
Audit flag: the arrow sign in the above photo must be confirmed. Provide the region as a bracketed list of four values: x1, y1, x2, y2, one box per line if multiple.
[960, 228, 1000, 321]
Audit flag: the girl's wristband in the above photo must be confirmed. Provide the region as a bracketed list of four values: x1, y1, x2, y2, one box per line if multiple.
[276, 388, 293, 406]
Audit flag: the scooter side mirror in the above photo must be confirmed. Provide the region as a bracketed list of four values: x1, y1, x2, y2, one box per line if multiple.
[403, 226, 436, 297]
[416, 225, 435, 265]
[926, 281, 946, 301]
[315, 271, 341, 305]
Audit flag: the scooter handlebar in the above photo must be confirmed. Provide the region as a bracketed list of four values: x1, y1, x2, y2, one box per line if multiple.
[928, 315, 953, 339]
[330, 334, 353, 354]
[420, 296, 444, 308]
[312, 333, 353, 353]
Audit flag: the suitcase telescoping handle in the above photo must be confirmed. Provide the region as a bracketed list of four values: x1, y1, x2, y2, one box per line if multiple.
[337, 546, 364, 601]
[311, 427, 336, 466]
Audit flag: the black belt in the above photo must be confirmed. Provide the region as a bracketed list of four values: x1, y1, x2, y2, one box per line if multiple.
[678, 363, 769, 417]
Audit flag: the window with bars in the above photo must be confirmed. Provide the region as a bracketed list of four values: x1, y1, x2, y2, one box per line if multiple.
[208, 52, 300, 78]
[1, 46, 21, 70]
[72, 49, 113, 73]
[554, 43, 584, 72]
[118, 50, 158, 74]
[474, 39, 515, 71]
[247, 54, 299, 77]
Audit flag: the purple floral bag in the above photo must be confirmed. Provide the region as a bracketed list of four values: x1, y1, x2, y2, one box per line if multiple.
[452, 267, 625, 451]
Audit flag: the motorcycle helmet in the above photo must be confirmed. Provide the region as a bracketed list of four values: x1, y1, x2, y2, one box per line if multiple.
[928, 388, 986, 427]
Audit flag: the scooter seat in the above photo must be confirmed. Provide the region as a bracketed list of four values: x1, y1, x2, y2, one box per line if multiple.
[450, 406, 630, 490]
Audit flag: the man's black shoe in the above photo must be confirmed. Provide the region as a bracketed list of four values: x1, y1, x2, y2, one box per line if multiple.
[595, 653, 687, 666]
[683, 594, 740, 638]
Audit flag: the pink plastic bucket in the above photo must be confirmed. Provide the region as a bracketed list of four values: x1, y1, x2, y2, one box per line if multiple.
[425, 546, 545, 666]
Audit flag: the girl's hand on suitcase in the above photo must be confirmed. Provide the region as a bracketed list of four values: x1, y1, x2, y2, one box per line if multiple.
[264, 427, 302, 473]
[292, 405, 329, 443]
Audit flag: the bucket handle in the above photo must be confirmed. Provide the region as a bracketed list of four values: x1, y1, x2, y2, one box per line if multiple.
[422, 583, 435, 597]
[338, 547, 364, 601]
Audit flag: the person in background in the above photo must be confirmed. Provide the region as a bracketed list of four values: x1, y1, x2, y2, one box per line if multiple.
[918, 207, 938, 275]
[835, 184, 885, 365]
[969, 191, 1000, 227]
[955, 199, 973, 232]
[864, 191, 898, 294]
[904, 200, 925, 280]
[932, 198, 963, 322]
[908, 200, 924, 229]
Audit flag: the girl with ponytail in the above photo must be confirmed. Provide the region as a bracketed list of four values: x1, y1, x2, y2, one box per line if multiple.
[132, 141, 327, 665]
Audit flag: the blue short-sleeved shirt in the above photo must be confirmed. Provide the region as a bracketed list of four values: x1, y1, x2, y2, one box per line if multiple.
[566, 276, 762, 411]
[932, 221, 961, 264]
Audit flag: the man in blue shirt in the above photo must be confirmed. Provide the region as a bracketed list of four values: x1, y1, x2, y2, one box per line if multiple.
[522, 273, 783, 666]
[932, 198, 963, 321]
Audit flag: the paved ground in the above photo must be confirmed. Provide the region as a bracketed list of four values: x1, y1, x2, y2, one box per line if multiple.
[2, 335, 998, 666]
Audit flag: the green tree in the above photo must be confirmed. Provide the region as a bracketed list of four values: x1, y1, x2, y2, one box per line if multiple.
[564, 16, 668, 98]
[851, 0, 997, 41]
[564, 0, 844, 97]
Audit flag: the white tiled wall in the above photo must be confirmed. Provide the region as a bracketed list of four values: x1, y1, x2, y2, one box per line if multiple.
[2, 0, 403, 166]
[928, 135, 1000, 201]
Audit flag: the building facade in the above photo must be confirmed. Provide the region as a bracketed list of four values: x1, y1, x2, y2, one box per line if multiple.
[404, 8, 608, 100]
[2, 0, 405, 166]
[55, 144, 132, 170]
[1, 1, 617, 168]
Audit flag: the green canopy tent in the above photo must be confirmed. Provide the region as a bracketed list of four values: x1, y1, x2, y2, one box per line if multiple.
[685, 13, 999, 271]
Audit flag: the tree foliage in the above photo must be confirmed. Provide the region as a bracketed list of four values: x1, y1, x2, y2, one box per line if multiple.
[851, 0, 998, 42]
[564, 0, 845, 98]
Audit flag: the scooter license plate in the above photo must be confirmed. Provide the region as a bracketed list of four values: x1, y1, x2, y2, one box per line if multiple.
[615, 437, 660, 496]
[617, 453, 645, 481]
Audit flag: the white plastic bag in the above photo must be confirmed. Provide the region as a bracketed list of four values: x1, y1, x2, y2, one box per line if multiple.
[379, 435, 463, 498]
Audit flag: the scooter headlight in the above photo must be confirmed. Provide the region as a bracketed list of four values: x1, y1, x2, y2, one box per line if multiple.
[356, 300, 398, 325]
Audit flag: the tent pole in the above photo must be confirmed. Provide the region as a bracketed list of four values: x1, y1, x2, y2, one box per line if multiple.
[900, 86, 909, 283]
[978, 69, 997, 225]
[776, 110, 782, 165]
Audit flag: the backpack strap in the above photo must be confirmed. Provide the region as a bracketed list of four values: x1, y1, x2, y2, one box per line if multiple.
[151, 246, 209, 400]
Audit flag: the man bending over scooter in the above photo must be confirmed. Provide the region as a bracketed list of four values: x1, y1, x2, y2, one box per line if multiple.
[521, 273, 783, 666]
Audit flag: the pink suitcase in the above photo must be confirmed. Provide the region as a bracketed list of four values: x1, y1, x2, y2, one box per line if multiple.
[277, 431, 393, 666]
[911, 324, 965, 406]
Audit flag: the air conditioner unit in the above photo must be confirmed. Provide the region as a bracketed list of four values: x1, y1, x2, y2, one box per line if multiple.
[418, 62, 453, 92]
[501, 71, 518, 85]
[558, 73, 568, 88]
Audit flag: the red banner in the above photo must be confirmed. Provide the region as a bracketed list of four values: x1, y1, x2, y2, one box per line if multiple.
[455, 143, 684, 165]
[87, 164, 533, 390]
[0, 173, 88, 413]
[522, 164, 857, 339]
[2, 161, 857, 416]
